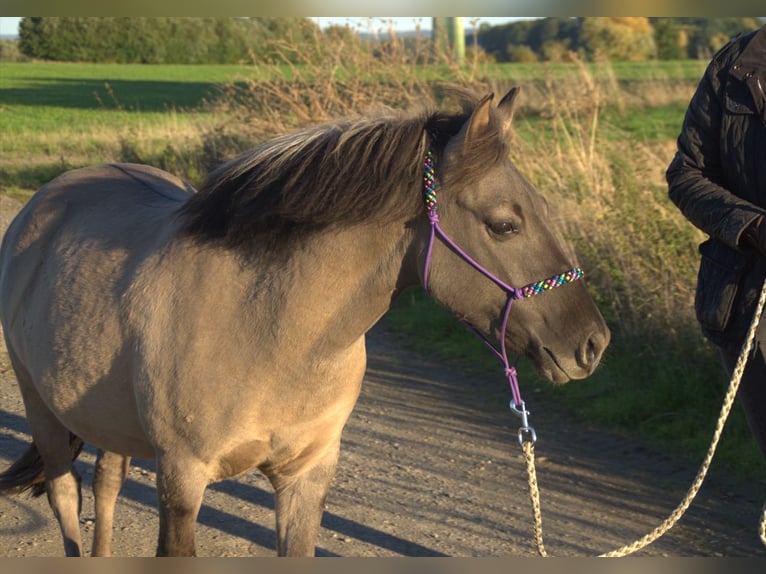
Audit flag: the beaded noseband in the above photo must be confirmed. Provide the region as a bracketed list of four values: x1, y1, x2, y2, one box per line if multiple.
[421, 148, 584, 442]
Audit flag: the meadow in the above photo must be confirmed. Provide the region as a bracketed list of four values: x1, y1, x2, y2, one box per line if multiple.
[0, 54, 763, 480]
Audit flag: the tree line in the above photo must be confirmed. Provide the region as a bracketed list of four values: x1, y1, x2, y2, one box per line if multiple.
[15, 17, 766, 65]
[17, 17, 318, 64]
[475, 17, 765, 62]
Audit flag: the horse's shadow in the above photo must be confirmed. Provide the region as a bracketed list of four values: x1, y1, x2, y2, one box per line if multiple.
[0, 401, 448, 557]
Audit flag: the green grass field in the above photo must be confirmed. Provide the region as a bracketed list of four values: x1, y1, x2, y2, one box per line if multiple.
[0, 63, 232, 156]
[0, 62, 246, 109]
[1, 59, 763, 481]
[0, 60, 698, 195]
[0, 63, 243, 198]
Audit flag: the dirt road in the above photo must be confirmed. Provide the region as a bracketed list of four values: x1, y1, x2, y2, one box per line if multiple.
[1, 321, 765, 557]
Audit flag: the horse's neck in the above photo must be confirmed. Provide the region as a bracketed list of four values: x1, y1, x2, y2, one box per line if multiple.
[274, 222, 417, 355]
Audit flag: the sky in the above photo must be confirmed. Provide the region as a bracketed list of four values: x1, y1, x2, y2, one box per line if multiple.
[310, 17, 522, 30]
[0, 17, 20, 35]
[0, 17, 523, 37]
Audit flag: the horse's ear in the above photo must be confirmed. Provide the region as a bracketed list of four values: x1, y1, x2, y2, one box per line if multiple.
[497, 86, 520, 133]
[463, 93, 495, 149]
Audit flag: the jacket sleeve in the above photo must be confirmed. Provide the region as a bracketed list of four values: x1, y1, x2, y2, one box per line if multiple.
[666, 54, 765, 250]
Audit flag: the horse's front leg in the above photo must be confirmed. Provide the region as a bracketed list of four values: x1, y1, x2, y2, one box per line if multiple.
[270, 445, 340, 557]
[154, 454, 209, 556]
[92, 449, 131, 556]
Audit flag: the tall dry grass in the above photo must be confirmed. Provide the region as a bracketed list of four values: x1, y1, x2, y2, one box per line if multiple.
[204, 21, 498, 154]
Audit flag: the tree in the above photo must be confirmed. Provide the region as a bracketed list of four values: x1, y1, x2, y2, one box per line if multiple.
[580, 17, 656, 61]
[507, 45, 537, 63]
[653, 19, 684, 60]
[19, 17, 51, 59]
[475, 18, 535, 61]
[673, 17, 762, 59]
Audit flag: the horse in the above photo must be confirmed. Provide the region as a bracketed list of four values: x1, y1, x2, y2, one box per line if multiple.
[0, 88, 610, 556]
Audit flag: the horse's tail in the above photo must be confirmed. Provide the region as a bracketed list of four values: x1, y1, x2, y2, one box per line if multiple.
[0, 433, 84, 497]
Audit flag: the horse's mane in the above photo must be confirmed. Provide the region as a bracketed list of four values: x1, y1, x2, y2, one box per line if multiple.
[178, 93, 509, 250]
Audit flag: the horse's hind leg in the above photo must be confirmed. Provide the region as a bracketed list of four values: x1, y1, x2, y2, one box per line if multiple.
[91, 449, 131, 556]
[269, 445, 340, 557]
[15, 382, 84, 556]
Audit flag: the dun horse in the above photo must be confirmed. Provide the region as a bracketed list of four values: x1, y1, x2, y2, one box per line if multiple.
[0, 89, 609, 556]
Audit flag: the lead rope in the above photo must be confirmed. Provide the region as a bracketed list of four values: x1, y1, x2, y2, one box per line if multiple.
[761, 502, 766, 547]
[522, 276, 766, 557]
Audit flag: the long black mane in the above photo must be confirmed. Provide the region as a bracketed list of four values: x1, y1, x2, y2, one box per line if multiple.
[179, 96, 509, 250]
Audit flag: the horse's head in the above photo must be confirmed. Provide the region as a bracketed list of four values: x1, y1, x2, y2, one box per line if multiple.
[418, 88, 610, 383]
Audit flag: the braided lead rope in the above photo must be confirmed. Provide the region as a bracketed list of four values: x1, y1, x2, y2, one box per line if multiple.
[522, 441, 548, 557]
[760, 503, 766, 546]
[521, 276, 766, 558]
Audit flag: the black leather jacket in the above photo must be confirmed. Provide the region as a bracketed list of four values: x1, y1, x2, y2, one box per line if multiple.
[667, 25, 766, 349]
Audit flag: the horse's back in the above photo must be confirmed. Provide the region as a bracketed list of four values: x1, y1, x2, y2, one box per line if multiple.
[2, 162, 192, 244]
[0, 162, 193, 320]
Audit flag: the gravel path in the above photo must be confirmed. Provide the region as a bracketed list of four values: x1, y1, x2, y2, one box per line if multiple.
[1, 323, 765, 557]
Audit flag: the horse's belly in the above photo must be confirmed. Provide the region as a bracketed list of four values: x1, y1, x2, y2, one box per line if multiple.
[40, 370, 155, 459]
[21, 309, 156, 458]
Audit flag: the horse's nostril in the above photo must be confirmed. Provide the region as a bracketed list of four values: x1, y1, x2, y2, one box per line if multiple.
[579, 332, 604, 372]
[586, 337, 597, 365]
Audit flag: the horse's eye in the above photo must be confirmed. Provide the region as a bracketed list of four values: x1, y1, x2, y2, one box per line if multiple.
[487, 220, 518, 237]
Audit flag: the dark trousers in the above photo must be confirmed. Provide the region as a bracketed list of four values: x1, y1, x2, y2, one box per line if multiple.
[720, 330, 766, 462]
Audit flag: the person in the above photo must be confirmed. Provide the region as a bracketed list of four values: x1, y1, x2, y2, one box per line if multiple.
[666, 23, 766, 463]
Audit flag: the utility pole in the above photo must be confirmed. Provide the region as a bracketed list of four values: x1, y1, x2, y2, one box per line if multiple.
[432, 17, 464, 64]
[447, 17, 465, 65]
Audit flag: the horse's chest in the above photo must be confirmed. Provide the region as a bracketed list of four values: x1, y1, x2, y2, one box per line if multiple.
[207, 363, 366, 481]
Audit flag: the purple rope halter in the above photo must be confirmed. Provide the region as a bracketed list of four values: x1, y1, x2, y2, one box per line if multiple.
[421, 148, 584, 443]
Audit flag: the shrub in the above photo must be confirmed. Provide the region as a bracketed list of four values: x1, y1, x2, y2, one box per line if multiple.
[0, 39, 27, 62]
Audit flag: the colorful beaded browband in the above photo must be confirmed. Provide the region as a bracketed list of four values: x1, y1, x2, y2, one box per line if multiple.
[518, 267, 584, 298]
[423, 150, 437, 212]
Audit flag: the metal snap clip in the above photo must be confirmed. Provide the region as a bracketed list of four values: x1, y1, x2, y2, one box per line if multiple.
[510, 400, 537, 445]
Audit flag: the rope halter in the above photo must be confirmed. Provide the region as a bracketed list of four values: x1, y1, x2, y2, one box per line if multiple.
[420, 147, 584, 443]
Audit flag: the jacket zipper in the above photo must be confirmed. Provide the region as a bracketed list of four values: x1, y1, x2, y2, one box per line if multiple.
[758, 76, 766, 101]
[757, 77, 766, 125]
[755, 77, 766, 100]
